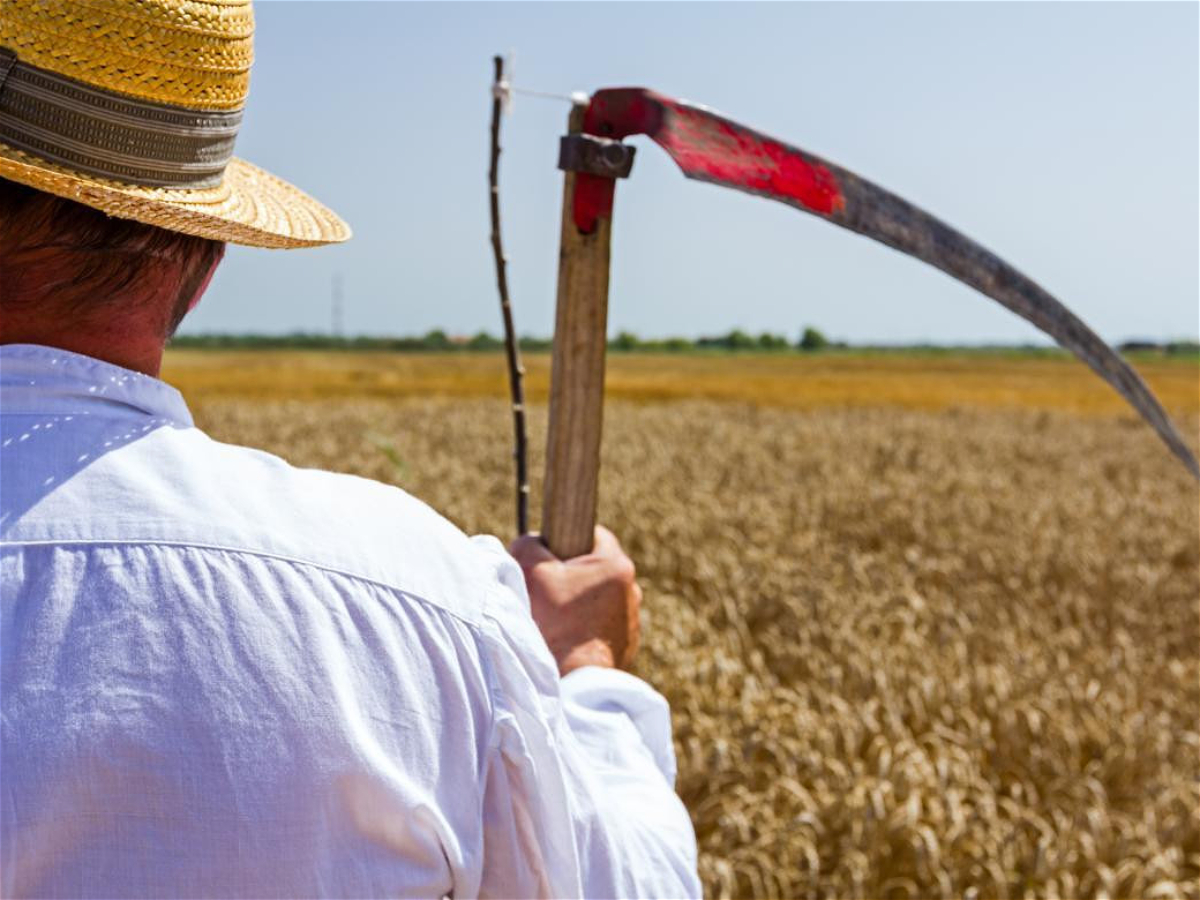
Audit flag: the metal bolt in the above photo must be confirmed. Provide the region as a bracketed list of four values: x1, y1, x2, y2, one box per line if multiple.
[558, 133, 636, 179]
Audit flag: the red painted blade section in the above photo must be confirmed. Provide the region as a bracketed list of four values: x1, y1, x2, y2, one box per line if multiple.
[576, 88, 844, 233]
[660, 105, 844, 214]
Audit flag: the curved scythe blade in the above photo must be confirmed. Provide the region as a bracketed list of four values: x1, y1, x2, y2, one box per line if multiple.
[580, 88, 1198, 479]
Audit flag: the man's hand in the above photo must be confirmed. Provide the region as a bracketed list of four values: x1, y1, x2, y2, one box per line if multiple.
[508, 526, 642, 676]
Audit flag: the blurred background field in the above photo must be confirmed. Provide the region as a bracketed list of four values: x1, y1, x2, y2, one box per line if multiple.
[163, 349, 1199, 899]
[164, 348, 1199, 415]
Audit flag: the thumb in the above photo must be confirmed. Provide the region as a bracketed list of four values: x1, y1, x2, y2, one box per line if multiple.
[508, 533, 559, 570]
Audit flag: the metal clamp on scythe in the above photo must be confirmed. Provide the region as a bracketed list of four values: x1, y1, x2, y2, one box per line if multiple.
[558, 133, 637, 180]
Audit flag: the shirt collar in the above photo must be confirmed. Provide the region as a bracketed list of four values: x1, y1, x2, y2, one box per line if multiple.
[0, 344, 193, 426]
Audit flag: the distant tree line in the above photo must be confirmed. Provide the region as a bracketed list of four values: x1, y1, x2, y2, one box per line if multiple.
[169, 329, 1199, 356]
[608, 326, 839, 352]
[172, 326, 840, 353]
[171, 330, 550, 352]
[1117, 339, 1200, 356]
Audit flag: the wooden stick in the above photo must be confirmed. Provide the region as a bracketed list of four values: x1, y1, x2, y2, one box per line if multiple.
[542, 101, 614, 559]
[488, 55, 529, 537]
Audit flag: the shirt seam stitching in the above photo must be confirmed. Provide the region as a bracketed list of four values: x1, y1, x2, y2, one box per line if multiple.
[0, 536, 488, 631]
[0, 344, 193, 423]
[0, 409, 188, 424]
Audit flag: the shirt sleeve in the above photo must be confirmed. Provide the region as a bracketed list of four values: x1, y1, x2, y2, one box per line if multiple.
[470, 536, 701, 900]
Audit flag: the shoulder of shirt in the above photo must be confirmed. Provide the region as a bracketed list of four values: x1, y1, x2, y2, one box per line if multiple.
[5, 423, 512, 626]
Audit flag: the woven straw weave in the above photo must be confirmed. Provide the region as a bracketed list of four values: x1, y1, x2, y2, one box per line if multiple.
[0, 141, 349, 248]
[0, 0, 253, 110]
[0, 0, 349, 248]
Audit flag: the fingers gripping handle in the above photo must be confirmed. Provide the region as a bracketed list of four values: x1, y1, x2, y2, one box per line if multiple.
[542, 102, 616, 559]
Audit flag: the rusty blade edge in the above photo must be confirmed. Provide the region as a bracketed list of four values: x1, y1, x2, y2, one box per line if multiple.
[652, 99, 1199, 480]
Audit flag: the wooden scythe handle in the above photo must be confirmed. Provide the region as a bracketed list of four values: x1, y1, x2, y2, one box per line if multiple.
[542, 103, 614, 559]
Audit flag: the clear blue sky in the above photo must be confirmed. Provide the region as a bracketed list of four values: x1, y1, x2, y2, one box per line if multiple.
[182, 1, 1199, 345]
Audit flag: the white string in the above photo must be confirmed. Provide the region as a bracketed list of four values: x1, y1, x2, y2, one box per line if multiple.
[513, 85, 589, 106]
[492, 54, 587, 114]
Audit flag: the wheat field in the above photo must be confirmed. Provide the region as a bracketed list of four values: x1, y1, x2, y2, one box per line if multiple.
[164, 350, 1200, 899]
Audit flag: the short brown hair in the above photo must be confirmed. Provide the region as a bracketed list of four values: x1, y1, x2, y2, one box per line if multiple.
[0, 179, 224, 336]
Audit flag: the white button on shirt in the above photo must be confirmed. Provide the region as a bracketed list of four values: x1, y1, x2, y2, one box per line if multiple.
[0, 344, 700, 899]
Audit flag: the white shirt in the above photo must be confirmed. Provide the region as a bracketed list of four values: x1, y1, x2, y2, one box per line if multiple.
[0, 344, 700, 899]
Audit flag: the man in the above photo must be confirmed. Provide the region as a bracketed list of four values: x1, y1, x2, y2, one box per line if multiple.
[0, 2, 700, 897]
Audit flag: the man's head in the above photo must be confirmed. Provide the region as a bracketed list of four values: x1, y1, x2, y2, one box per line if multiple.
[0, 0, 348, 373]
[0, 178, 225, 372]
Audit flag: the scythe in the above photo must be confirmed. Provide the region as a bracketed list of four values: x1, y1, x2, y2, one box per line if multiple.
[541, 88, 1198, 559]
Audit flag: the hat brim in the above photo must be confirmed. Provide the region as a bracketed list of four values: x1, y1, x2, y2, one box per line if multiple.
[0, 142, 351, 249]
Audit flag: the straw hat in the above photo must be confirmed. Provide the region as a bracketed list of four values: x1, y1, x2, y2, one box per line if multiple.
[0, 0, 349, 248]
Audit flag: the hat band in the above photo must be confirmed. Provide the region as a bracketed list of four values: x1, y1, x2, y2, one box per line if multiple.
[0, 48, 242, 189]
